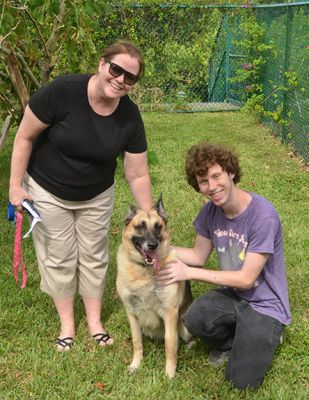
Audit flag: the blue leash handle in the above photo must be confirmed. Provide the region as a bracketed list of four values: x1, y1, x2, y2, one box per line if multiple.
[7, 202, 16, 222]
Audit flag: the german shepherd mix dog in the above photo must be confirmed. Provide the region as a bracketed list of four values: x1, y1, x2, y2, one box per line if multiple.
[117, 196, 193, 378]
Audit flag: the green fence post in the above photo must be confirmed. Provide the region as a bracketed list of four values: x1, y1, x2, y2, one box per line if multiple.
[281, 5, 292, 143]
[225, 16, 231, 101]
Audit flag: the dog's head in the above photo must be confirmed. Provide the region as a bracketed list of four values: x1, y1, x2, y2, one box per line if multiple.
[122, 194, 170, 272]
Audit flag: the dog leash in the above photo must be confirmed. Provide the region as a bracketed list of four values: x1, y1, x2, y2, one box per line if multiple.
[8, 200, 42, 288]
[13, 210, 27, 288]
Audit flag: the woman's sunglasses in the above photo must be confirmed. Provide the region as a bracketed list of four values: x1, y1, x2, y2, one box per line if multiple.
[106, 61, 138, 85]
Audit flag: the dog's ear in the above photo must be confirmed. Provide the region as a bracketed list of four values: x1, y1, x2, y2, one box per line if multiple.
[124, 204, 138, 226]
[155, 193, 168, 223]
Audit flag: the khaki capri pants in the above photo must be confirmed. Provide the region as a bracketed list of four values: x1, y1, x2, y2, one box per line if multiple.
[24, 174, 114, 299]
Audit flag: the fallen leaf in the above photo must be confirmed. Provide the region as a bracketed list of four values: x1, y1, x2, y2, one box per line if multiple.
[95, 382, 106, 390]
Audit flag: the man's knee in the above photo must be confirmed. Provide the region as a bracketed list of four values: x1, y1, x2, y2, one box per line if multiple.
[182, 296, 217, 337]
[183, 290, 235, 338]
[183, 301, 202, 336]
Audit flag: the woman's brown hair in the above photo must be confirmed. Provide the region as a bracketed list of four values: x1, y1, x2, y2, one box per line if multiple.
[101, 40, 145, 80]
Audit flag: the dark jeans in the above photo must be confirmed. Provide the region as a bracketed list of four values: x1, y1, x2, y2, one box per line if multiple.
[183, 288, 284, 390]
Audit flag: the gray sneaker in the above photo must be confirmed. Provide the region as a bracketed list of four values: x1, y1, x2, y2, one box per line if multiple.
[208, 349, 231, 367]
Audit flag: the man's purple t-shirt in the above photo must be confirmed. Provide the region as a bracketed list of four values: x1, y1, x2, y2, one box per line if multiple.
[194, 192, 291, 325]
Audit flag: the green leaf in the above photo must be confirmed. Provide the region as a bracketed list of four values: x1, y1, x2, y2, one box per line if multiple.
[1, 10, 15, 31]
[148, 150, 160, 166]
[29, 0, 45, 7]
[49, 0, 60, 15]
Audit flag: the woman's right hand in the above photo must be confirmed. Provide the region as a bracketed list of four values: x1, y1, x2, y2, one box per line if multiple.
[9, 185, 32, 211]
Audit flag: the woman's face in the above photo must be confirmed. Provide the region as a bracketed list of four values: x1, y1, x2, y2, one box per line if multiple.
[97, 53, 140, 99]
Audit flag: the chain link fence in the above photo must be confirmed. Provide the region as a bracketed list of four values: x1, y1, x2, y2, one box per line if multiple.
[101, 3, 309, 162]
[100, 4, 223, 111]
[208, 3, 309, 162]
[258, 3, 309, 162]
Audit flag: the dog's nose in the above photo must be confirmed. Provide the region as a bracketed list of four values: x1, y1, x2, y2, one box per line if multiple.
[148, 241, 158, 250]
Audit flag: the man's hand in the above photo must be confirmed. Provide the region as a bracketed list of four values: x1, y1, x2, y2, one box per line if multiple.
[155, 259, 191, 285]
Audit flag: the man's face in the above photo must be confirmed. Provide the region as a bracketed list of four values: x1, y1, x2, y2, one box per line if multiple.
[196, 163, 235, 207]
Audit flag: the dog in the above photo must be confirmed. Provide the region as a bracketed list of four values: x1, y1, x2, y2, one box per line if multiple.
[116, 195, 193, 378]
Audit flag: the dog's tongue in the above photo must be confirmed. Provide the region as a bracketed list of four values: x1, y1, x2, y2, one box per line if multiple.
[145, 251, 160, 272]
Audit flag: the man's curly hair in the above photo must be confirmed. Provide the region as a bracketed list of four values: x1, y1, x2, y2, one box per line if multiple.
[185, 142, 242, 192]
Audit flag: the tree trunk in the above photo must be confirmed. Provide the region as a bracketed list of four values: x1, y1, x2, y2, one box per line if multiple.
[6, 51, 29, 109]
[0, 114, 12, 151]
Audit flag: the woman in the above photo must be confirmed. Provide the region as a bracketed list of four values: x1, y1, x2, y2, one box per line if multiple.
[9, 40, 153, 351]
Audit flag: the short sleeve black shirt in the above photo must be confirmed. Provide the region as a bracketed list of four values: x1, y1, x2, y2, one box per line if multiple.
[27, 74, 147, 200]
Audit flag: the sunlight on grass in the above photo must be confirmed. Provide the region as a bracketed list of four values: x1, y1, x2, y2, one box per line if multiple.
[0, 112, 308, 399]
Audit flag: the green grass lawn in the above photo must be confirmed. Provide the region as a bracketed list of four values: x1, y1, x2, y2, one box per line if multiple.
[0, 112, 308, 399]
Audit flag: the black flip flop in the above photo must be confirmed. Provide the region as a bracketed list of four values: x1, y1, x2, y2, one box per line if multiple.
[92, 332, 113, 346]
[56, 337, 73, 352]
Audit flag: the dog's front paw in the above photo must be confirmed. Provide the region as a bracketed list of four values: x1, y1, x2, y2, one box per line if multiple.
[165, 364, 176, 379]
[186, 339, 196, 349]
[128, 361, 141, 373]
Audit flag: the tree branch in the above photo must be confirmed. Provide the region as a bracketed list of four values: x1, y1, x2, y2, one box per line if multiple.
[5, 46, 29, 108]
[0, 43, 10, 55]
[40, 0, 66, 84]
[14, 51, 40, 88]
[0, 20, 21, 43]
[46, 0, 66, 52]
[0, 0, 5, 28]
[24, 7, 49, 58]
[0, 43, 40, 88]
[0, 114, 13, 152]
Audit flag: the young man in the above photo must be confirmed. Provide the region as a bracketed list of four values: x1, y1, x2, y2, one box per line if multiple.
[156, 142, 291, 390]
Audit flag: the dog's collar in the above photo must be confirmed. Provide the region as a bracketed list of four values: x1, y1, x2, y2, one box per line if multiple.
[138, 260, 152, 268]
[135, 260, 146, 267]
[131, 258, 154, 268]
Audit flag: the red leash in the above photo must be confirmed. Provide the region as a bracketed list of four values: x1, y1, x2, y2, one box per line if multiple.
[13, 211, 27, 288]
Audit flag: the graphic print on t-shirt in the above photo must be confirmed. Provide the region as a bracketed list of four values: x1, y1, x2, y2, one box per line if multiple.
[214, 228, 248, 271]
